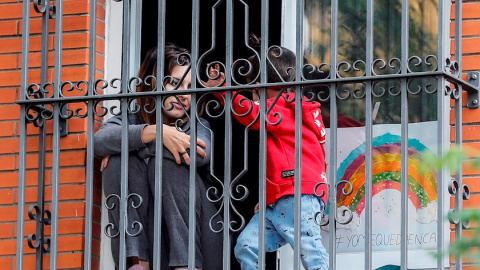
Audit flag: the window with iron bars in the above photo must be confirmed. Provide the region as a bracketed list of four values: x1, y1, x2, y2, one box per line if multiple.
[15, 0, 480, 270]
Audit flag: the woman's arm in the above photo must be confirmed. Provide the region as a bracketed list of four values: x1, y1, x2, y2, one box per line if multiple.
[93, 115, 148, 158]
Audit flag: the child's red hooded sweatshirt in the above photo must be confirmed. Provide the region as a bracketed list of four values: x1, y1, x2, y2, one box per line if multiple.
[219, 91, 328, 206]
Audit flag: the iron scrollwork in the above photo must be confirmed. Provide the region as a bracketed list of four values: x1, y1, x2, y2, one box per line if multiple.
[104, 193, 144, 238]
[27, 205, 51, 252]
[315, 180, 354, 228]
[33, 0, 56, 19]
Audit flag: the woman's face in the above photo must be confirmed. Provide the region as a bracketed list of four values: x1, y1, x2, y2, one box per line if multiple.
[163, 64, 192, 124]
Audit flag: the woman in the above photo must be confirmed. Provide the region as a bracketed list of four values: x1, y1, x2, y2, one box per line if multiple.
[94, 43, 223, 270]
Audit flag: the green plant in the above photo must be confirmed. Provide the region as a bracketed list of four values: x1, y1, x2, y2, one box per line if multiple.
[424, 145, 480, 264]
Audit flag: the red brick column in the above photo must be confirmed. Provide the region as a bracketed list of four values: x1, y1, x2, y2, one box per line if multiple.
[0, 0, 105, 269]
[450, 1, 480, 269]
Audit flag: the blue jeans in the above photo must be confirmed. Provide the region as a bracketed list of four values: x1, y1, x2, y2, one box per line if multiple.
[234, 195, 329, 270]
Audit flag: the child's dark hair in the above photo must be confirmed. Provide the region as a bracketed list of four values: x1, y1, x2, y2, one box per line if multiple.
[245, 33, 296, 84]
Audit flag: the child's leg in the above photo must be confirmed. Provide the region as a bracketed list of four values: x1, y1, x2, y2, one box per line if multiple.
[271, 195, 329, 270]
[234, 210, 287, 270]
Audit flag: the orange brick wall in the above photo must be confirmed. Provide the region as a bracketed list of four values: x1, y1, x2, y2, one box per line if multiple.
[450, 0, 480, 269]
[0, 0, 105, 269]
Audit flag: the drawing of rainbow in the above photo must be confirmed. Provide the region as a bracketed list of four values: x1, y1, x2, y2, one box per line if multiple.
[336, 133, 438, 216]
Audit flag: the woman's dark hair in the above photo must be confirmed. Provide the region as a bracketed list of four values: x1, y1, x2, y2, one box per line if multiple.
[137, 43, 191, 124]
[245, 33, 296, 84]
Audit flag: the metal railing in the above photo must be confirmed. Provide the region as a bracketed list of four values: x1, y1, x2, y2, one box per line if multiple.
[15, 0, 480, 269]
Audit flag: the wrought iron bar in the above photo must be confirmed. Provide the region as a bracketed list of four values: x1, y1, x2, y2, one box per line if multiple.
[188, 1, 200, 268]
[83, 0, 98, 268]
[19, 70, 480, 106]
[454, 0, 464, 269]
[118, 0, 133, 269]
[293, 0, 305, 269]
[50, 0, 64, 267]
[364, 0, 374, 269]
[328, 0, 339, 268]
[400, 0, 410, 269]
[152, 0, 167, 269]
[257, 0, 268, 269]
[28, 0, 54, 269]
[436, 0, 447, 268]
[16, 0, 32, 267]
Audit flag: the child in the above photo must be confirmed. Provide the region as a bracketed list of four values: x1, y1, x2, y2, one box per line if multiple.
[210, 36, 329, 270]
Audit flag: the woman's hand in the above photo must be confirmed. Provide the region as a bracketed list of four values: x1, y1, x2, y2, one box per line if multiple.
[142, 124, 207, 165]
[163, 125, 207, 165]
[100, 155, 110, 172]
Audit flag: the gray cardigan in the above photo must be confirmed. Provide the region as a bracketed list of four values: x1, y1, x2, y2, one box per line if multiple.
[94, 113, 212, 168]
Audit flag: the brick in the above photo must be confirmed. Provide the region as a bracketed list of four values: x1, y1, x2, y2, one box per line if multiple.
[0, 223, 13, 239]
[0, 121, 16, 137]
[0, 156, 15, 170]
[460, 38, 480, 54]
[43, 252, 84, 269]
[0, 105, 20, 120]
[64, 0, 89, 16]
[451, 2, 480, 20]
[451, 126, 480, 142]
[0, 138, 19, 154]
[0, 71, 21, 87]
[24, 184, 87, 203]
[450, 20, 480, 37]
[0, 239, 31, 256]
[22, 48, 89, 68]
[57, 235, 84, 252]
[61, 66, 89, 82]
[96, 19, 105, 38]
[68, 117, 89, 133]
[451, 194, 480, 209]
[0, 54, 17, 70]
[57, 218, 85, 235]
[96, 36, 105, 55]
[25, 117, 90, 136]
[0, 257, 11, 270]
[463, 177, 480, 193]
[63, 33, 89, 49]
[0, 206, 17, 222]
[97, 3, 106, 21]
[96, 54, 104, 71]
[0, 171, 18, 188]
[22, 66, 89, 86]
[56, 201, 85, 218]
[24, 150, 86, 169]
[463, 160, 480, 176]
[0, 36, 54, 54]
[92, 220, 101, 240]
[0, 21, 17, 36]
[0, 88, 17, 104]
[16, 167, 86, 188]
[26, 134, 87, 153]
[22, 15, 89, 35]
[13, 204, 87, 235]
[0, 189, 15, 204]
[58, 167, 87, 184]
[463, 54, 480, 71]
[0, 3, 22, 20]
[460, 266, 480, 270]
